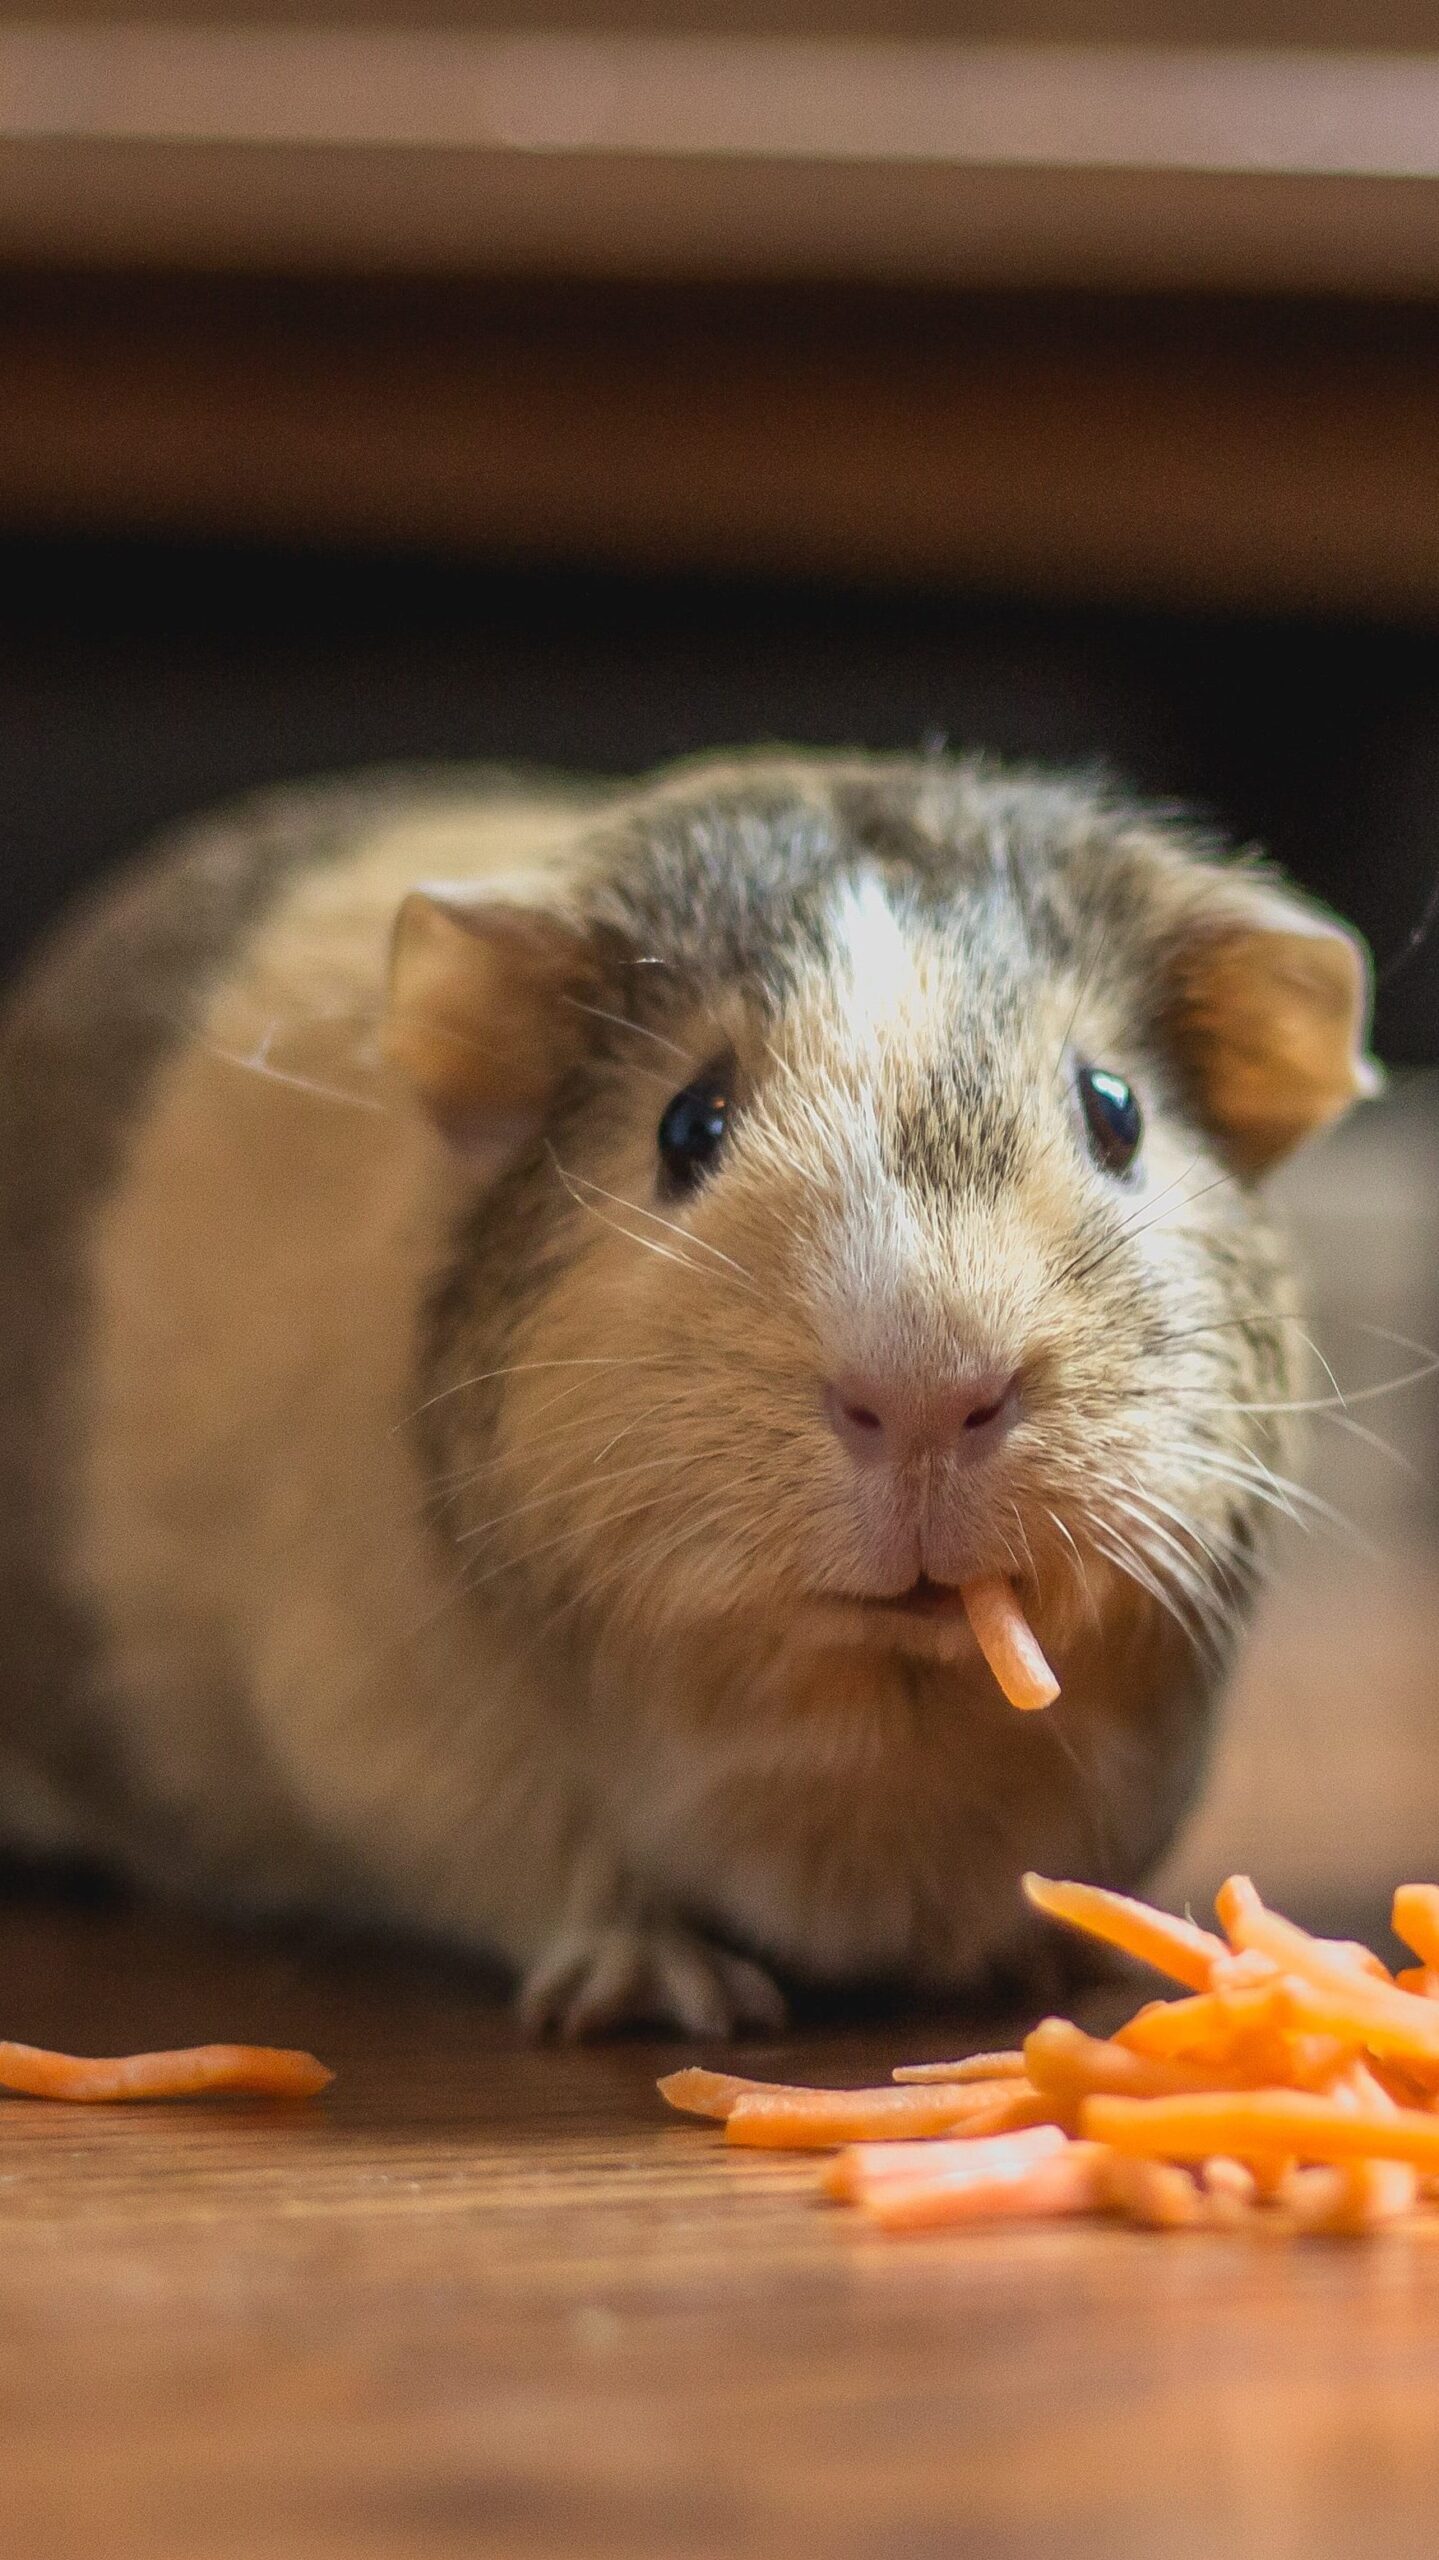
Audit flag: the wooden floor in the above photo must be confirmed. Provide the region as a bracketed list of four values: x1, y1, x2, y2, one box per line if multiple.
[2, 1859, 1437, 2560]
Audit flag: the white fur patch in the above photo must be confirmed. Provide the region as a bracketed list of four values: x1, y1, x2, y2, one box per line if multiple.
[828, 869, 920, 1047]
[803, 871, 926, 1343]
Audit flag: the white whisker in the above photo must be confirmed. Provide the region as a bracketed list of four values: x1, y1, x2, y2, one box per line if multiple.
[399, 1355, 661, 1430]
[548, 1151, 760, 1292]
[561, 995, 696, 1066]
[453, 1453, 683, 1547]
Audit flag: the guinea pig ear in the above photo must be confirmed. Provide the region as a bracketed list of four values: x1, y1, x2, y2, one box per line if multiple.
[381, 881, 593, 1153]
[1162, 879, 1381, 1176]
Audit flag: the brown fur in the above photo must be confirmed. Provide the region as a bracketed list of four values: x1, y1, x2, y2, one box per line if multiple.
[0, 751, 1374, 2033]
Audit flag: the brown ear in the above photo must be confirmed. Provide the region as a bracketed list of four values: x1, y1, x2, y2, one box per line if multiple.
[1165, 884, 1380, 1176]
[382, 881, 592, 1151]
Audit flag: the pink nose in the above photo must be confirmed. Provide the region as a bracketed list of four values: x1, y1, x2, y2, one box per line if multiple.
[824, 1369, 1022, 1467]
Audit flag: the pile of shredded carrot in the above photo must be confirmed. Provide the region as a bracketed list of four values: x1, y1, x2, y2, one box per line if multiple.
[0, 2039, 332, 2103]
[659, 1872, 1439, 2237]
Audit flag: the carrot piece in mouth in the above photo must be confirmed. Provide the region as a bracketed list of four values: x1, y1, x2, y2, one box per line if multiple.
[958, 1574, 1060, 1710]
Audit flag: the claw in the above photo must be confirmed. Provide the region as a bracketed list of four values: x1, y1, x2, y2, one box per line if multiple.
[519, 1922, 787, 2042]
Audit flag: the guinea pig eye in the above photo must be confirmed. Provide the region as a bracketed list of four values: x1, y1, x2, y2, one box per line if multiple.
[657, 1078, 729, 1194]
[1077, 1065, 1143, 1174]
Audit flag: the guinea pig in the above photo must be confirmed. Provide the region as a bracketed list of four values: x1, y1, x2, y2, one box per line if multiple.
[0, 750, 1376, 2036]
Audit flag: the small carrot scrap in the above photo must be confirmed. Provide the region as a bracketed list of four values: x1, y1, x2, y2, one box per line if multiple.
[1115, 1986, 1281, 2064]
[1199, 2156, 1259, 2228]
[864, 2140, 1104, 2233]
[1394, 1886, 1439, 1973]
[659, 1871, 1439, 2243]
[1023, 1872, 1225, 1991]
[1023, 2017, 1271, 2103]
[892, 2050, 1025, 2085]
[0, 2040, 332, 2102]
[1267, 1961, 1439, 2070]
[655, 2068, 779, 2121]
[822, 2125, 1066, 2203]
[959, 1575, 1059, 1710]
[1208, 1948, 1281, 1992]
[1099, 2150, 1204, 2230]
[1217, 1879, 1403, 2000]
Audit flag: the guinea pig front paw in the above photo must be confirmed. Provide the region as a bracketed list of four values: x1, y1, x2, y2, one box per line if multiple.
[517, 1920, 788, 2043]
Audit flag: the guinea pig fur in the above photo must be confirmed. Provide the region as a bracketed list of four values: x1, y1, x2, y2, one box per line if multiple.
[0, 752, 1376, 2036]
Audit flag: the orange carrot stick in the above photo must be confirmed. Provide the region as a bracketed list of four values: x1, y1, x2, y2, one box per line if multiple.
[656, 2068, 782, 2122]
[1213, 1877, 1391, 1987]
[863, 2140, 1106, 2232]
[1324, 2161, 1421, 2233]
[725, 2081, 1058, 2149]
[1022, 1873, 1224, 1991]
[892, 2051, 1026, 2086]
[959, 1575, 1059, 1709]
[1098, 2151, 1203, 2229]
[1316, 1939, 1395, 1985]
[1288, 2063, 1421, 2233]
[659, 2069, 1039, 2134]
[0, 2041, 332, 2101]
[1214, 1884, 1439, 2066]
[1271, 1974, 1439, 2070]
[1393, 1886, 1439, 1973]
[1023, 2017, 1274, 2102]
[1114, 1987, 1280, 2064]
[1208, 1948, 1281, 1992]
[822, 2124, 1067, 2203]
[1082, 2089, 1439, 2171]
[1199, 2156, 1260, 2228]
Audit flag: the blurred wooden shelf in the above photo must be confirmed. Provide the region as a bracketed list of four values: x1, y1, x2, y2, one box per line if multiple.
[4, 28, 1439, 292]
[4, 22, 1439, 613]
[6, 271, 1439, 616]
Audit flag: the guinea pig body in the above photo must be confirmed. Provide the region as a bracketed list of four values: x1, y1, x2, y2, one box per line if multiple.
[0, 752, 1374, 2034]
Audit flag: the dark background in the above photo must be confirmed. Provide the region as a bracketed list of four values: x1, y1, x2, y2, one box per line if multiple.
[5, 531, 1439, 1060]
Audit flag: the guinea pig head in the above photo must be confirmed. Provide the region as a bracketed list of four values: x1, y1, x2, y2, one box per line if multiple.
[384, 765, 1376, 1697]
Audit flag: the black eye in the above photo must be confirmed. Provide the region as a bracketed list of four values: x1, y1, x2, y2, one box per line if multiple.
[657, 1079, 729, 1194]
[1077, 1065, 1142, 1174]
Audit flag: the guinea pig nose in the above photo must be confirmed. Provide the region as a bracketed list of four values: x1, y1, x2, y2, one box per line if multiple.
[823, 1370, 1022, 1466]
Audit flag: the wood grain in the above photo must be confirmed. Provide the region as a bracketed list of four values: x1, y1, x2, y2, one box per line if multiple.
[0, 1787, 1430, 2559]
[11, 1, 1439, 38]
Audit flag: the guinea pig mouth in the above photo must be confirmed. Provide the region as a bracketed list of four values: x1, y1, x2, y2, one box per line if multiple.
[801, 1575, 985, 1667]
[852, 1575, 969, 1619]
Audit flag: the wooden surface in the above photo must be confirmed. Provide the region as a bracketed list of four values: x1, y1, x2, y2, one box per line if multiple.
[0, 1847, 1430, 2560]
[11, 2, 1439, 35]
